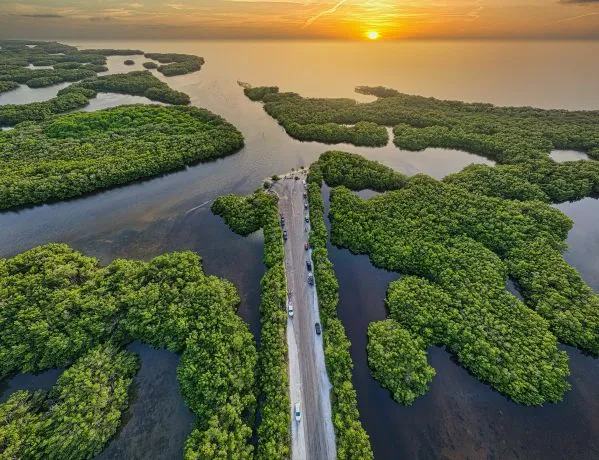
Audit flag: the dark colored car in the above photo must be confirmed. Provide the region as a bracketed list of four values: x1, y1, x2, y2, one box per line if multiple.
[283, 230, 288, 240]
[307, 273, 314, 285]
[304, 214, 309, 222]
[315, 323, 321, 335]
[304, 242, 309, 250]
[306, 260, 312, 271]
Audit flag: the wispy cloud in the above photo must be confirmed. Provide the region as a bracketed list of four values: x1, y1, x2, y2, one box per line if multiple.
[303, 0, 347, 27]
[548, 11, 599, 24]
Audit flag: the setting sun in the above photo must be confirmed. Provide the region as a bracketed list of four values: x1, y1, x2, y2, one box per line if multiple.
[366, 31, 379, 40]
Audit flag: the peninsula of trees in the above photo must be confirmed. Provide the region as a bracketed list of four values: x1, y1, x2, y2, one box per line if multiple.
[0, 244, 257, 458]
[310, 150, 599, 405]
[0, 105, 244, 209]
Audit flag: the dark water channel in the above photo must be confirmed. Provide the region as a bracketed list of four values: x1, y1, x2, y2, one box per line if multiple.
[1, 40, 598, 459]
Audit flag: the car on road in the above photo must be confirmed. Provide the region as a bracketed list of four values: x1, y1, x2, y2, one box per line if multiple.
[304, 242, 309, 250]
[304, 202, 308, 209]
[280, 217, 285, 226]
[306, 260, 312, 271]
[315, 323, 321, 335]
[288, 303, 294, 317]
[307, 273, 314, 285]
[294, 403, 301, 422]
[283, 230, 288, 241]
[304, 214, 309, 222]
[303, 191, 307, 198]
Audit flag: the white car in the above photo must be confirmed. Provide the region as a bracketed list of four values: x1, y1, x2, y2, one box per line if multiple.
[294, 403, 301, 422]
[288, 303, 294, 317]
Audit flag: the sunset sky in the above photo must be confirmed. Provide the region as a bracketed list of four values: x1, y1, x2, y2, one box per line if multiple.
[0, 0, 598, 40]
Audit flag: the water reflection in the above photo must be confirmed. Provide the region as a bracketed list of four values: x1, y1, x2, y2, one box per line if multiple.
[554, 197, 599, 291]
[97, 342, 195, 460]
[0, 81, 69, 106]
[550, 150, 590, 163]
[0, 368, 63, 403]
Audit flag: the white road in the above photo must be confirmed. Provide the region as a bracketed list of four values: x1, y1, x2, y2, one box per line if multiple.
[276, 178, 337, 460]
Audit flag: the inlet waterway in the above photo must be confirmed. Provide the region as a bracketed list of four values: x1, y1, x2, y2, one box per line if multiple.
[1, 40, 598, 459]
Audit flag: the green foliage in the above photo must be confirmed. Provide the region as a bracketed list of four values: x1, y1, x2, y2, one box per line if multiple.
[0, 91, 91, 126]
[0, 344, 138, 459]
[324, 153, 597, 403]
[211, 190, 290, 459]
[245, 85, 598, 160]
[144, 53, 205, 76]
[0, 105, 244, 209]
[0, 244, 117, 376]
[63, 71, 191, 105]
[355, 86, 400, 98]
[244, 86, 279, 101]
[123, 59, 135, 65]
[143, 61, 159, 69]
[211, 190, 278, 237]
[367, 319, 435, 405]
[81, 49, 144, 56]
[247, 85, 599, 202]
[444, 159, 599, 203]
[307, 181, 374, 459]
[26, 69, 97, 88]
[0, 71, 192, 127]
[0, 244, 257, 459]
[315, 151, 408, 191]
[0, 81, 18, 94]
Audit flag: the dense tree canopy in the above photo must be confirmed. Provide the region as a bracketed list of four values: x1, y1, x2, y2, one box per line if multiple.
[0, 344, 138, 459]
[367, 319, 435, 405]
[62, 70, 191, 105]
[0, 105, 244, 209]
[0, 81, 18, 94]
[245, 85, 598, 160]
[246, 85, 599, 202]
[143, 53, 205, 76]
[0, 71, 192, 126]
[312, 151, 599, 404]
[305, 175, 374, 459]
[212, 190, 291, 459]
[0, 244, 257, 459]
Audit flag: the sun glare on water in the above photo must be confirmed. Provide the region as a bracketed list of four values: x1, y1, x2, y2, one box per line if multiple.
[366, 31, 379, 40]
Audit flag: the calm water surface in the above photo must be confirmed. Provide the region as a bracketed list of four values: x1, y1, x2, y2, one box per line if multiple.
[1, 39, 598, 459]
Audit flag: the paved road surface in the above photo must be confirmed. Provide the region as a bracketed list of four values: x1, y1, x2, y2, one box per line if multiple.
[275, 178, 336, 460]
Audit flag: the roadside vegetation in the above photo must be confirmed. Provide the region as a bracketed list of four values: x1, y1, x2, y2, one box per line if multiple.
[306, 169, 374, 459]
[0, 105, 244, 209]
[310, 151, 599, 405]
[0, 244, 257, 459]
[212, 190, 291, 459]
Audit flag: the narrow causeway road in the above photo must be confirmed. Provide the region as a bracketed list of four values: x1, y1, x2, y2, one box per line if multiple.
[274, 178, 336, 460]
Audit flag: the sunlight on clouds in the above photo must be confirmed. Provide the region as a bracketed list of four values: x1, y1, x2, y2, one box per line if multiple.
[0, 0, 598, 39]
